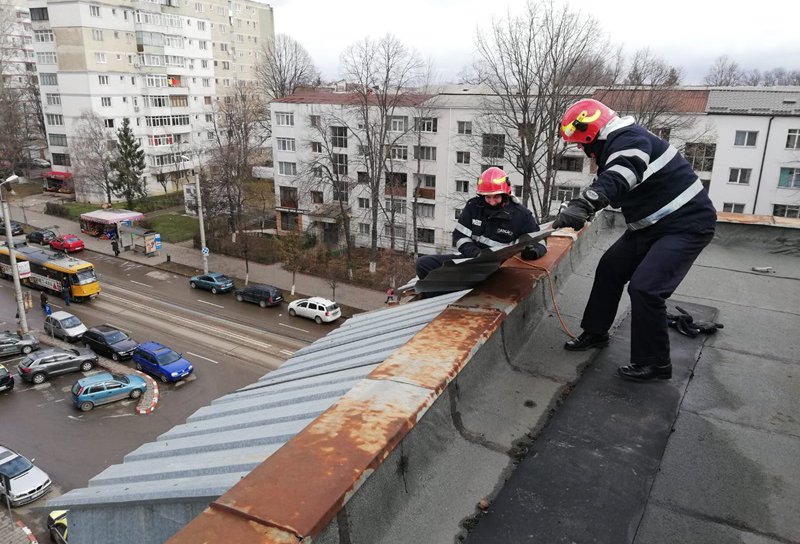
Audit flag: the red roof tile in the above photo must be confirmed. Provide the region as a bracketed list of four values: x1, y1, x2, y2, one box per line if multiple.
[593, 88, 709, 113]
[272, 89, 432, 107]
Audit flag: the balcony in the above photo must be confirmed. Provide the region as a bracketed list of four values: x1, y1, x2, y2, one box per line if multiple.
[414, 187, 436, 200]
[385, 185, 406, 198]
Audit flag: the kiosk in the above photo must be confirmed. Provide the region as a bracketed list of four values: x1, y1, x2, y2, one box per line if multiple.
[79, 209, 145, 240]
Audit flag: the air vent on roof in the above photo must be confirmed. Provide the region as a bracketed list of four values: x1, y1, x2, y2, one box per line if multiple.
[783, 99, 797, 104]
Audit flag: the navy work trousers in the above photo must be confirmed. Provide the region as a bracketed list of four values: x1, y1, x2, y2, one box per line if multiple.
[580, 227, 714, 365]
[416, 253, 460, 280]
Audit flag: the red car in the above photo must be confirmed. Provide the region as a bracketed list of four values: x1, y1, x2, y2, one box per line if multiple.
[49, 234, 85, 253]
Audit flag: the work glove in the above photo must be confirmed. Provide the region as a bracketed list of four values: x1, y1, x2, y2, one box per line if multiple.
[667, 306, 724, 337]
[552, 188, 609, 230]
[521, 243, 546, 260]
[459, 242, 481, 258]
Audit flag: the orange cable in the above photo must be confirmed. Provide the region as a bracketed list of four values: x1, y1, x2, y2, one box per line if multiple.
[510, 255, 576, 339]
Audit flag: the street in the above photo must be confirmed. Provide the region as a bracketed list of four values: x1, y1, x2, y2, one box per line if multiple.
[0, 249, 337, 540]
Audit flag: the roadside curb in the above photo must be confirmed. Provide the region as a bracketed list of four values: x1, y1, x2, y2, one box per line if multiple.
[15, 520, 38, 544]
[135, 374, 159, 415]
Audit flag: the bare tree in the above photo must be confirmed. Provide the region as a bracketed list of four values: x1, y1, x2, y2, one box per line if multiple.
[70, 111, 118, 203]
[340, 34, 425, 273]
[704, 56, 743, 86]
[256, 34, 319, 100]
[471, 0, 617, 220]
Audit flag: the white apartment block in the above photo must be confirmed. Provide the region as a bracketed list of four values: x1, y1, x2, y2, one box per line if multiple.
[1, 3, 35, 87]
[28, 0, 274, 201]
[271, 85, 800, 256]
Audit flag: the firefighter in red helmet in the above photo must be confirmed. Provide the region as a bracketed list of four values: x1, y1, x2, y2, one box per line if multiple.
[553, 98, 717, 382]
[415, 167, 546, 286]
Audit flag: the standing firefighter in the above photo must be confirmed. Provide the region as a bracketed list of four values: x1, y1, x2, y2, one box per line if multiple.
[415, 167, 547, 282]
[553, 98, 716, 382]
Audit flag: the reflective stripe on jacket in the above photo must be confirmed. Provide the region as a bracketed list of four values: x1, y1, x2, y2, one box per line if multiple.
[453, 196, 544, 252]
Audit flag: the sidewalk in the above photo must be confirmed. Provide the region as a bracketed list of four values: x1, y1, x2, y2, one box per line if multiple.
[0, 513, 36, 544]
[7, 194, 385, 312]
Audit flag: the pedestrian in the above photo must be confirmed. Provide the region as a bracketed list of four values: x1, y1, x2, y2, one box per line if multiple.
[554, 98, 717, 382]
[40, 291, 48, 310]
[415, 167, 547, 286]
[385, 287, 395, 304]
[111, 239, 120, 257]
[44, 302, 52, 317]
[61, 282, 71, 306]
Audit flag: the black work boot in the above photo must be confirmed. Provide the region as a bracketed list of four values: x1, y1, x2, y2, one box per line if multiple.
[564, 331, 610, 351]
[616, 363, 672, 382]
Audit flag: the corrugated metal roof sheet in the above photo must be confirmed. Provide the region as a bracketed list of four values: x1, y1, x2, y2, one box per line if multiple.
[47, 291, 467, 509]
[706, 87, 800, 115]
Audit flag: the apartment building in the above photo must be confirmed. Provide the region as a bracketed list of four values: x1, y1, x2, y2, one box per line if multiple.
[28, 0, 274, 201]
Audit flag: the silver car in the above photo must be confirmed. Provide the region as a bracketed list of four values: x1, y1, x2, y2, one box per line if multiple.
[44, 311, 88, 343]
[0, 445, 52, 507]
[17, 347, 97, 384]
[0, 331, 40, 356]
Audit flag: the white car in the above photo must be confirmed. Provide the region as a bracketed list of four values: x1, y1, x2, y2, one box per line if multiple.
[287, 297, 341, 324]
[0, 445, 52, 507]
[44, 311, 88, 343]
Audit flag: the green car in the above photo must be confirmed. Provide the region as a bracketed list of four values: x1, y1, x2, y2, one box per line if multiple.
[189, 272, 235, 294]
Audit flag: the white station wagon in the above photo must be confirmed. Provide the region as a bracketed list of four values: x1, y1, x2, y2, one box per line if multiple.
[287, 297, 341, 324]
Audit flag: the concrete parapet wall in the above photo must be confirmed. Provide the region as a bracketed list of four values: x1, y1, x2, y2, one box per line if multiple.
[167, 217, 609, 544]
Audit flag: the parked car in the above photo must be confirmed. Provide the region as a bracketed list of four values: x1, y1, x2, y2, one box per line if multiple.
[0, 364, 13, 393]
[288, 297, 342, 324]
[30, 158, 50, 168]
[49, 234, 85, 253]
[0, 219, 24, 236]
[47, 510, 68, 543]
[71, 372, 147, 412]
[0, 445, 52, 507]
[234, 283, 283, 308]
[190, 272, 235, 294]
[132, 342, 193, 383]
[25, 229, 57, 245]
[82, 325, 138, 361]
[44, 311, 87, 343]
[17, 347, 97, 384]
[0, 330, 40, 356]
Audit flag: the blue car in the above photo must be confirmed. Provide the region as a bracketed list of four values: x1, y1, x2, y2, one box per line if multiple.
[132, 342, 194, 383]
[189, 272, 235, 294]
[71, 372, 147, 412]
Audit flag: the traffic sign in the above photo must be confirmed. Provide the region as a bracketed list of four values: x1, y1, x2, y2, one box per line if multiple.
[201, 247, 209, 256]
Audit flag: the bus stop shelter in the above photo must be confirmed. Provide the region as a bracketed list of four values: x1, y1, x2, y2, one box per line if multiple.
[118, 223, 162, 257]
[79, 209, 145, 240]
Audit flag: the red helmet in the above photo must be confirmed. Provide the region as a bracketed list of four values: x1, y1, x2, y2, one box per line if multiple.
[560, 99, 616, 144]
[477, 167, 512, 196]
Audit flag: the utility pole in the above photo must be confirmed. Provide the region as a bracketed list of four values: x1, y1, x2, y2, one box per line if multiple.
[184, 155, 208, 275]
[1, 175, 29, 334]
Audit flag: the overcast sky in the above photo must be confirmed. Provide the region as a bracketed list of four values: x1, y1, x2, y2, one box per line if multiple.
[267, 0, 799, 85]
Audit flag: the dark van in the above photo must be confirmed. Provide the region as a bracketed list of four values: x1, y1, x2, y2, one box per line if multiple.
[234, 283, 283, 308]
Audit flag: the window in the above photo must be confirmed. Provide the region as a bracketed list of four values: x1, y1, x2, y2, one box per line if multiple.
[388, 145, 408, 160]
[773, 204, 800, 218]
[385, 199, 406, 215]
[386, 172, 407, 191]
[332, 153, 348, 175]
[148, 134, 174, 146]
[91, 28, 104, 41]
[722, 203, 745, 213]
[311, 191, 323, 204]
[34, 30, 54, 42]
[653, 127, 671, 141]
[202, 78, 210, 87]
[457, 121, 472, 135]
[357, 172, 369, 184]
[728, 168, 751, 184]
[311, 142, 322, 153]
[413, 146, 437, 161]
[389, 116, 407, 132]
[104, 119, 114, 128]
[683, 142, 715, 171]
[145, 75, 168, 87]
[415, 203, 435, 218]
[333, 180, 348, 203]
[278, 161, 297, 176]
[45, 93, 60, 106]
[414, 117, 437, 133]
[36, 52, 57, 64]
[275, 112, 294, 126]
[456, 180, 469, 193]
[48, 133, 67, 146]
[276, 137, 295, 152]
[46, 113, 64, 126]
[279, 186, 298, 208]
[734, 130, 758, 147]
[384, 223, 406, 240]
[557, 156, 583, 172]
[552, 186, 580, 201]
[310, 115, 320, 127]
[786, 129, 800, 149]
[98, 75, 109, 85]
[454, 208, 462, 220]
[101, 97, 111, 107]
[417, 228, 435, 244]
[40, 73, 57, 85]
[482, 134, 505, 158]
[52, 153, 71, 166]
[415, 174, 436, 188]
[359, 223, 370, 235]
[90, 4, 100, 16]
[778, 168, 800, 188]
[95, 52, 107, 64]
[197, 21, 206, 30]
[170, 95, 188, 107]
[456, 151, 470, 164]
[29, 7, 48, 20]
[143, 95, 168, 107]
[331, 126, 347, 148]
[358, 197, 370, 209]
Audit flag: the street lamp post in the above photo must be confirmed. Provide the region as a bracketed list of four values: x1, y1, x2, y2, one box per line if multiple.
[1, 175, 29, 334]
[180, 155, 208, 274]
